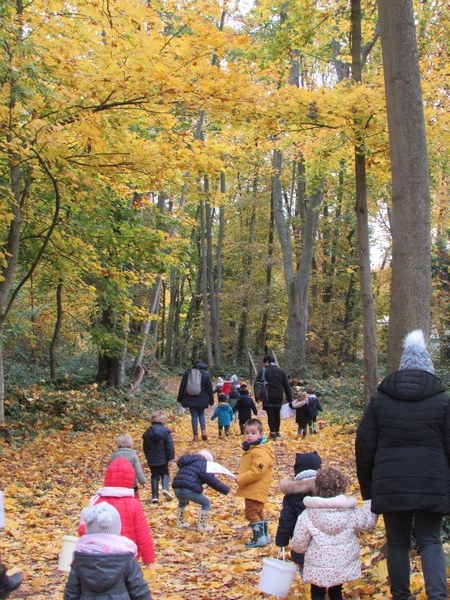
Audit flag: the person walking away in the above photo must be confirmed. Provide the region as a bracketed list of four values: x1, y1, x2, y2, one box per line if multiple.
[275, 451, 322, 574]
[306, 387, 323, 434]
[290, 391, 312, 438]
[233, 382, 258, 434]
[236, 418, 274, 547]
[142, 410, 175, 503]
[177, 359, 214, 442]
[108, 434, 147, 497]
[291, 467, 376, 600]
[254, 354, 292, 439]
[79, 458, 155, 566]
[355, 329, 450, 600]
[211, 393, 234, 438]
[172, 449, 230, 531]
[64, 503, 151, 600]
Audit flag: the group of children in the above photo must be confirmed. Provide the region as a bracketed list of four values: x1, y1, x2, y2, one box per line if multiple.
[63, 403, 375, 600]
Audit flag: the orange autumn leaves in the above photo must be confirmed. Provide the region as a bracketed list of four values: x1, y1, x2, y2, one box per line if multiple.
[0, 387, 432, 599]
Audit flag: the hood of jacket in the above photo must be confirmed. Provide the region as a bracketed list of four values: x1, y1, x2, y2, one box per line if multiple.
[71, 552, 133, 593]
[303, 494, 358, 536]
[243, 439, 274, 460]
[378, 369, 445, 402]
[279, 476, 316, 496]
[104, 457, 135, 489]
[193, 360, 209, 371]
[144, 423, 168, 442]
[176, 453, 206, 469]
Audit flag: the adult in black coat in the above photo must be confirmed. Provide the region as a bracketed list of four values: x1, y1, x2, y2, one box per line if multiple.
[254, 354, 292, 438]
[355, 330, 450, 600]
[177, 359, 214, 442]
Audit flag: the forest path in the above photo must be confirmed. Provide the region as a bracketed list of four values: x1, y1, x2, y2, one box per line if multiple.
[0, 381, 404, 599]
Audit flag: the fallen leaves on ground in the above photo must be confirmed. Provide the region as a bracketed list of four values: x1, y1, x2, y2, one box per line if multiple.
[0, 379, 430, 599]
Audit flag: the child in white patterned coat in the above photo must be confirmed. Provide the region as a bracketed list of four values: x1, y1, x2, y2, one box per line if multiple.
[291, 467, 376, 600]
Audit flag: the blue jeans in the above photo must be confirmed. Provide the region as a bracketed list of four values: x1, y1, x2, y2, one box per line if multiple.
[174, 488, 210, 511]
[383, 511, 448, 600]
[189, 407, 206, 435]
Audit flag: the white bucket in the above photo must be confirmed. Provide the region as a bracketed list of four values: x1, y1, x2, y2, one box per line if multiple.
[57, 535, 78, 572]
[0, 491, 5, 528]
[258, 556, 297, 598]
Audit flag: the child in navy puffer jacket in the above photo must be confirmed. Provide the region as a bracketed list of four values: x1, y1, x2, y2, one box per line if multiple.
[172, 450, 230, 532]
[233, 382, 258, 434]
[142, 410, 175, 504]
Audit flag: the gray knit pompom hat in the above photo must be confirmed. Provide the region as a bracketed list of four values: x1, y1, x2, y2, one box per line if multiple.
[398, 329, 434, 374]
[81, 502, 121, 535]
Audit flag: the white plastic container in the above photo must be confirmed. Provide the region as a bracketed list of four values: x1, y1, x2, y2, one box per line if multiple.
[258, 556, 297, 598]
[57, 535, 78, 572]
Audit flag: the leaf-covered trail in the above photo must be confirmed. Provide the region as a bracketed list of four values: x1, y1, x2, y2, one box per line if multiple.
[0, 391, 425, 599]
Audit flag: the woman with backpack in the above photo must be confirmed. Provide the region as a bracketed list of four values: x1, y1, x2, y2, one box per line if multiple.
[177, 359, 214, 442]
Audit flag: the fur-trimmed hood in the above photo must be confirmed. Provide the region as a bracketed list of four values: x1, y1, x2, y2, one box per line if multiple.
[279, 477, 316, 496]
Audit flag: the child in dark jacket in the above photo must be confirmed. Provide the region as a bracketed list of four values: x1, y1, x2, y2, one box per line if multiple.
[211, 393, 234, 438]
[290, 391, 312, 438]
[275, 451, 322, 572]
[65, 503, 151, 600]
[306, 387, 323, 434]
[142, 410, 175, 504]
[172, 449, 230, 532]
[233, 382, 258, 434]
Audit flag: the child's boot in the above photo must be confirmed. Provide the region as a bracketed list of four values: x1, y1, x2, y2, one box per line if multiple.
[313, 422, 317, 434]
[161, 474, 173, 501]
[263, 520, 271, 544]
[197, 509, 213, 532]
[245, 521, 267, 547]
[176, 507, 190, 528]
[151, 478, 159, 503]
[0, 564, 22, 599]
[201, 429, 208, 441]
[193, 434, 199, 442]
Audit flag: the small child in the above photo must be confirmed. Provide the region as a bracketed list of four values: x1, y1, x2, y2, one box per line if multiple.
[108, 434, 147, 495]
[233, 382, 258, 434]
[291, 466, 377, 600]
[290, 391, 312, 438]
[142, 410, 175, 503]
[221, 375, 232, 397]
[275, 451, 322, 573]
[213, 377, 224, 399]
[172, 449, 230, 531]
[306, 387, 323, 434]
[228, 376, 240, 422]
[236, 418, 274, 548]
[65, 503, 151, 600]
[211, 393, 234, 438]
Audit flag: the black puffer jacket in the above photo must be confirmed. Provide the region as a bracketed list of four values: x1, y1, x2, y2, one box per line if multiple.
[254, 364, 292, 407]
[142, 423, 175, 467]
[172, 454, 230, 496]
[355, 368, 450, 515]
[177, 361, 214, 409]
[233, 393, 258, 423]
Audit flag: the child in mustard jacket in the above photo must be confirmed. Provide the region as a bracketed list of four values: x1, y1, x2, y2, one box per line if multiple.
[236, 418, 274, 547]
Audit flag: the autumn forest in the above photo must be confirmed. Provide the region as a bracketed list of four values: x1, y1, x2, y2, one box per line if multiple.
[1, 0, 450, 597]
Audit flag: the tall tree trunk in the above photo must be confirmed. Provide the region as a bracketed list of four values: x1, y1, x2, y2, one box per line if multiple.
[50, 282, 64, 385]
[199, 199, 213, 367]
[351, 0, 378, 403]
[258, 188, 274, 358]
[378, 0, 432, 372]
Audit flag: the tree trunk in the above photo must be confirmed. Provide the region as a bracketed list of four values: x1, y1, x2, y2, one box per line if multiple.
[378, 0, 432, 372]
[50, 282, 64, 385]
[199, 198, 214, 367]
[351, 0, 378, 403]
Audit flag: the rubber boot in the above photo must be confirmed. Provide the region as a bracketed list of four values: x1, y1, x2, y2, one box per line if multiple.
[263, 521, 272, 544]
[150, 478, 159, 503]
[245, 521, 267, 547]
[176, 507, 190, 528]
[201, 429, 208, 441]
[0, 565, 23, 599]
[193, 434, 199, 442]
[197, 509, 213, 532]
[313, 422, 317, 434]
[161, 474, 173, 501]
